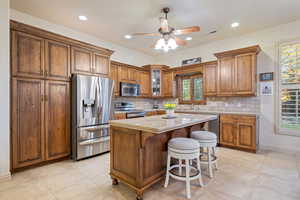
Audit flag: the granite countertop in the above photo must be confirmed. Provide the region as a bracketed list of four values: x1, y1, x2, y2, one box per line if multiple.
[175, 109, 259, 116]
[109, 113, 218, 133]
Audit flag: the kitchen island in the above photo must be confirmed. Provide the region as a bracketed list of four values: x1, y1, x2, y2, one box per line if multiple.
[109, 113, 217, 200]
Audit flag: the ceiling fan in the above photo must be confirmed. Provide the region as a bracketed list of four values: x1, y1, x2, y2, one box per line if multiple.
[130, 7, 200, 52]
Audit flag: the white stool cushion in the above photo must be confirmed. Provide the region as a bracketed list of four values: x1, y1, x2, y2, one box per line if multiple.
[168, 137, 200, 150]
[191, 131, 217, 141]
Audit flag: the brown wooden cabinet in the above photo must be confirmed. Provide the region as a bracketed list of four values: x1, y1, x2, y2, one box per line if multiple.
[163, 71, 173, 97]
[110, 62, 119, 96]
[146, 111, 157, 116]
[220, 114, 257, 152]
[214, 45, 260, 97]
[11, 78, 71, 169]
[11, 78, 45, 169]
[45, 40, 70, 81]
[128, 68, 138, 83]
[114, 113, 126, 120]
[11, 31, 45, 79]
[140, 71, 151, 97]
[118, 65, 129, 82]
[94, 53, 110, 76]
[45, 81, 70, 161]
[203, 62, 217, 96]
[71, 46, 93, 75]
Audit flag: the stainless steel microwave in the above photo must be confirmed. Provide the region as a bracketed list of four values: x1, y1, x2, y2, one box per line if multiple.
[120, 82, 141, 97]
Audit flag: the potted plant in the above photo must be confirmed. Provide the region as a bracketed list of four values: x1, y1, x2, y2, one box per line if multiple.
[164, 103, 176, 118]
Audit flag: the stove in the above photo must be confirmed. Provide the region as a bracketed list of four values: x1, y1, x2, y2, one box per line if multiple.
[114, 102, 146, 118]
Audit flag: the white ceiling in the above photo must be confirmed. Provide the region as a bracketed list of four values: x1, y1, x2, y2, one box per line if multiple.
[10, 0, 300, 56]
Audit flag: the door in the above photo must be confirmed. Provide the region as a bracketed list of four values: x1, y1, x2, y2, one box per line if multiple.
[11, 78, 45, 169]
[45, 80, 70, 160]
[71, 46, 93, 74]
[110, 63, 119, 96]
[140, 71, 150, 97]
[236, 116, 256, 150]
[203, 63, 217, 96]
[128, 68, 137, 83]
[220, 118, 236, 147]
[94, 53, 110, 76]
[234, 53, 256, 95]
[163, 71, 173, 97]
[11, 31, 45, 78]
[217, 56, 234, 96]
[118, 66, 129, 82]
[45, 40, 70, 81]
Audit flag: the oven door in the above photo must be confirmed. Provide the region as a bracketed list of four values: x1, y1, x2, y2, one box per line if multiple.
[76, 125, 110, 160]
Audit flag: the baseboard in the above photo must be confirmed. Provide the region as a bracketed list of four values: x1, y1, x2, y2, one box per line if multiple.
[259, 144, 299, 155]
[0, 172, 11, 182]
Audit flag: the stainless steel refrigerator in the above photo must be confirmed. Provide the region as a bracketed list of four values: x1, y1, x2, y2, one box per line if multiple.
[72, 75, 114, 160]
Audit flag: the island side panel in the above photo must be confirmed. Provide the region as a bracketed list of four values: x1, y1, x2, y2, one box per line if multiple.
[110, 126, 141, 186]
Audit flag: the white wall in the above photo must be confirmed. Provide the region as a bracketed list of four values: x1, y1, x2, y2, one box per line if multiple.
[156, 20, 300, 153]
[10, 9, 155, 67]
[0, 0, 10, 180]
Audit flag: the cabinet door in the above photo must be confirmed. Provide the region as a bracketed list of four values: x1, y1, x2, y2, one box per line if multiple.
[110, 63, 119, 96]
[217, 57, 234, 96]
[45, 40, 70, 81]
[203, 63, 217, 96]
[220, 118, 236, 147]
[163, 71, 173, 97]
[140, 71, 150, 97]
[11, 31, 45, 78]
[94, 53, 110, 76]
[234, 53, 256, 95]
[71, 46, 93, 74]
[45, 81, 70, 160]
[128, 68, 137, 83]
[146, 111, 157, 116]
[118, 66, 129, 82]
[236, 117, 256, 150]
[11, 78, 45, 169]
[114, 113, 126, 120]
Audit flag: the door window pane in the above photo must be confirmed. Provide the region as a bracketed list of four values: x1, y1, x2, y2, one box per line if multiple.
[194, 78, 203, 101]
[182, 79, 191, 101]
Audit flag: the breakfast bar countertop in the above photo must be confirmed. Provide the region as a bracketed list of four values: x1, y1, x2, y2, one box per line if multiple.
[109, 113, 218, 133]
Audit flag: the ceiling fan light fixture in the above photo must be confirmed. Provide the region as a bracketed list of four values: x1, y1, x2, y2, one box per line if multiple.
[168, 38, 178, 49]
[154, 38, 165, 50]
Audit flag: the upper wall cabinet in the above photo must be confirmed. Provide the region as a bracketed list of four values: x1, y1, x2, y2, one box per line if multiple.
[11, 31, 45, 79]
[45, 40, 71, 81]
[94, 53, 110, 76]
[110, 61, 120, 96]
[163, 71, 174, 97]
[203, 62, 218, 96]
[71, 46, 93, 75]
[214, 45, 261, 96]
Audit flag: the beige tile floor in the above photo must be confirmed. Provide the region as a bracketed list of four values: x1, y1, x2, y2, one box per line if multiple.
[1, 147, 300, 200]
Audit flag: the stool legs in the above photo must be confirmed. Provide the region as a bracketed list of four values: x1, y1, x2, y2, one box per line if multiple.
[208, 147, 213, 178]
[179, 159, 182, 176]
[164, 155, 171, 188]
[213, 147, 218, 170]
[196, 157, 203, 187]
[185, 159, 191, 199]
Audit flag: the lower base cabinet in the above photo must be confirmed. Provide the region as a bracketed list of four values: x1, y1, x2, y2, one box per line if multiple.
[11, 78, 70, 170]
[220, 114, 257, 152]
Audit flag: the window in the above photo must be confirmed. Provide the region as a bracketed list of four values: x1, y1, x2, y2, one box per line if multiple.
[178, 74, 205, 104]
[278, 42, 300, 136]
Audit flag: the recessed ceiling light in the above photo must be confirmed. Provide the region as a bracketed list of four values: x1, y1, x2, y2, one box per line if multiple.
[124, 35, 132, 39]
[231, 22, 240, 28]
[78, 15, 88, 21]
[185, 37, 192, 41]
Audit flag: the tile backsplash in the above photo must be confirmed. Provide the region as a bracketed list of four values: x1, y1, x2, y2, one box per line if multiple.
[114, 96, 260, 113]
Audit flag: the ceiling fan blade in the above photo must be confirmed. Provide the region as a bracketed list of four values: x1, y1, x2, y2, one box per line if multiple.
[174, 26, 200, 35]
[174, 37, 187, 46]
[132, 32, 160, 37]
[160, 17, 169, 32]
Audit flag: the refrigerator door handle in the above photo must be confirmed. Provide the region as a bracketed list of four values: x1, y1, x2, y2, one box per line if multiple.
[79, 137, 110, 146]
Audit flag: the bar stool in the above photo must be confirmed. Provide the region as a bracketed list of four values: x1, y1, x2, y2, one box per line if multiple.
[191, 131, 218, 178]
[164, 137, 203, 199]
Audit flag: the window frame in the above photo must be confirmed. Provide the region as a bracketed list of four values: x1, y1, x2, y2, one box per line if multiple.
[177, 74, 206, 105]
[276, 39, 300, 137]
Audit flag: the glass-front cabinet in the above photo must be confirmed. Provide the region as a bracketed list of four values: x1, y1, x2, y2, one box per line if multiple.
[151, 69, 161, 96]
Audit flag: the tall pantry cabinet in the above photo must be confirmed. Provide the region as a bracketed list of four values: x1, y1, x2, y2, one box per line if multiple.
[10, 21, 113, 170]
